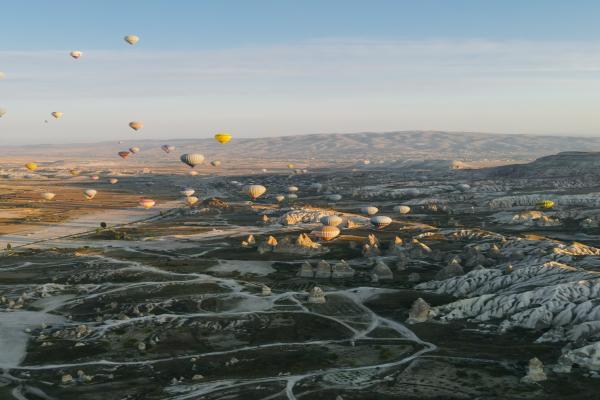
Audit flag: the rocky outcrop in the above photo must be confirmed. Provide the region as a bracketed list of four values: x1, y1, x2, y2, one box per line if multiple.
[407, 298, 431, 323]
[521, 358, 547, 383]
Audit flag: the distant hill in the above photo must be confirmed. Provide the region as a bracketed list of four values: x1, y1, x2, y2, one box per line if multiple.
[481, 151, 600, 178]
[3, 131, 600, 164]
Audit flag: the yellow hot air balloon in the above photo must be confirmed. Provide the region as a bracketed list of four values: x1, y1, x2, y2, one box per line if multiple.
[245, 184, 267, 200]
[214, 133, 232, 144]
[41, 192, 55, 201]
[69, 169, 80, 176]
[124, 35, 140, 45]
[185, 196, 199, 207]
[536, 200, 555, 210]
[51, 112, 63, 119]
[25, 162, 38, 171]
[311, 226, 341, 241]
[129, 121, 143, 131]
[287, 164, 295, 169]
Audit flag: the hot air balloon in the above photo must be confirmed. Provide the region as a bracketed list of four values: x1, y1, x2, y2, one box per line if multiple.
[25, 162, 38, 171]
[161, 145, 175, 153]
[287, 164, 295, 169]
[185, 196, 199, 206]
[287, 186, 299, 193]
[327, 194, 342, 202]
[84, 189, 97, 200]
[275, 194, 285, 203]
[129, 147, 140, 154]
[180, 188, 195, 197]
[311, 225, 340, 241]
[90, 175, 100, 181]
[245, 184, 267, 200]
[320, 215, 343, 227]
[189, 171, 199, 176]
[124, 35, 140, 45]
[360, 206, 379, 216]
[41, 192, 55, 201]
[70, 51, 82, 59]
[287, 193, 298, 201]
[0, 108, 6, 118]
[139, 199, 156, 209]
[118, 151, 130, 159]
[109, 178, 119, 184]
[371, 216, 392, 229]
[262, 168, 268, 173]
[211, 160, 221, 167]
[69, 169, 80, 176]
[214, 132, 232, 144]
[129, 121, 143, 131]
[536, 200, 555, 210]
[394, 205, 411, 214]
[0, 71, 4, 79]
[51, 112, 63, 119]
[180, 153, 205, 168]
[362, 160, 371, 165]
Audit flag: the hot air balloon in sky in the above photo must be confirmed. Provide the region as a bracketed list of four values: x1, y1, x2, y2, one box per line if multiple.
[124, 35, 140, 45]
[180, 153, 205, 168]
[69, 169, 80, 176]
[189, 170, 199, 176]
[320, 215, 343, 227]
[245, 184, 267, 200]
[0, 71, 5, 79]
[51, 112, 63, 119]
[311, 225, 340, 241]
[139, 199, 156, 209]
[181, 188, 195, 197]
[118, 151, 130, 159]
[25, 162, 38, 171]
[129, 121, 143, 131]
[161, 145, 175, 153]
[109, 178, 119, 184]
[70, 51, 82, 59]
[84, 189, 97, 200]
[185, 196, 199, 206]
[275, 194, 286, 203]
[394, 205, 411, 214]
[371, 216, 392, 229]
[129, 147, 140, 154]
[287, 193, 298, 201]
[214, 132, 232, 144]
[0, 108, 6, 118]
[287, 186, 299, 193]
[90, 175, 100, 181]
[536, 200, 555, 210]
[41, 192, 55, 201]
[211, 160, 221, 167]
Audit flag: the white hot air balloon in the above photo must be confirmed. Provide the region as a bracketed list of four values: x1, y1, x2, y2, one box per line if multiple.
[161, 145, 175, 153]
[245, 184, 267, 200]
[180, 188, 195, 197]
[129, 146, 140, 154]
[109, 178, 119, 184]
[70, 51, 82, 59]
[320, 215, 343, 227]
[185, 196, 199, 206]
[287, 193, 298, 201]
[41, 192, 56, 201]
[180, 153, 205, 168]
[311, 225, 340, 241]
[84, 189, 97, 200]
[394, 205, 411, 214]
[124, 35, 140, 45]
[327, 194, 342, 202]
[211, 160, 221, 167]
[189, 170, 199, 176]
[371, 215, 392, 229]
[275, 194, 285, 203]
[360, 206, 379, 216]
[287, 186, 299, 193]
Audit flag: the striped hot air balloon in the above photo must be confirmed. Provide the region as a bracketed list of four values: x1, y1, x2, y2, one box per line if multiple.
[320, 215, 343, 227]
[245, 184, 267, 200]
[311, 225, 340, 241]
[180, 153, 205, 168]
[371, 216, 392, 229]
[139, 199, 156, 209]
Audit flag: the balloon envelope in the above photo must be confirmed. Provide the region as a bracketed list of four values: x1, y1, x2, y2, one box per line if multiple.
[41, 192, 55, 200]
[275, 195, 285, 203]
[180, 153, 205, 168]
[129, 147, 140, 154]
[320, 215, 343, 227]
[25, 162, 38, 171]
[161, 145, 175, 153]
[360, 206, 379, 216]
[371, 216, 392, 228]
[51, 112, 63, 119]
[0, 108, 6, 117]
[311, 226, 340, 241]
[118, 151, 130, 159]
[124, 35, 140, 45]
[245, 184, 267, 200]
[210, 160, 221, 167]
[185, 196, 199, 206]
[327, 194, 342, 202]
[109, 178, 119, 184]
[214, 133, 232, 144]
[181, 188, 195, 197]
[70, 51, 82, 59]
[287, 186, 299, 193]
[394, 205, 411, 214]
[129, 121, 143, 131]
[84, 189, 97, 199]
[139, 199, 156, 209]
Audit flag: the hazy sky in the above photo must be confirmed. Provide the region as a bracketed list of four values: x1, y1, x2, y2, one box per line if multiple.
[2, 0, 600, 144]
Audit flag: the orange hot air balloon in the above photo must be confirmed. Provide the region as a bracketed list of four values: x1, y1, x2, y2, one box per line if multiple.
[311, 226, 341, 241]
[118, 151, 130, 159]
[139, 198, 156, 209]
[129, 121, 143, 131]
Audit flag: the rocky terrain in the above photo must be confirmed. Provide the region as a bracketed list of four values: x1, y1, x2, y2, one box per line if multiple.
[3, 149, 600, 399]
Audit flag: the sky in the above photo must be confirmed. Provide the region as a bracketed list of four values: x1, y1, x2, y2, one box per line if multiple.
[2, 0, 600, 144]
